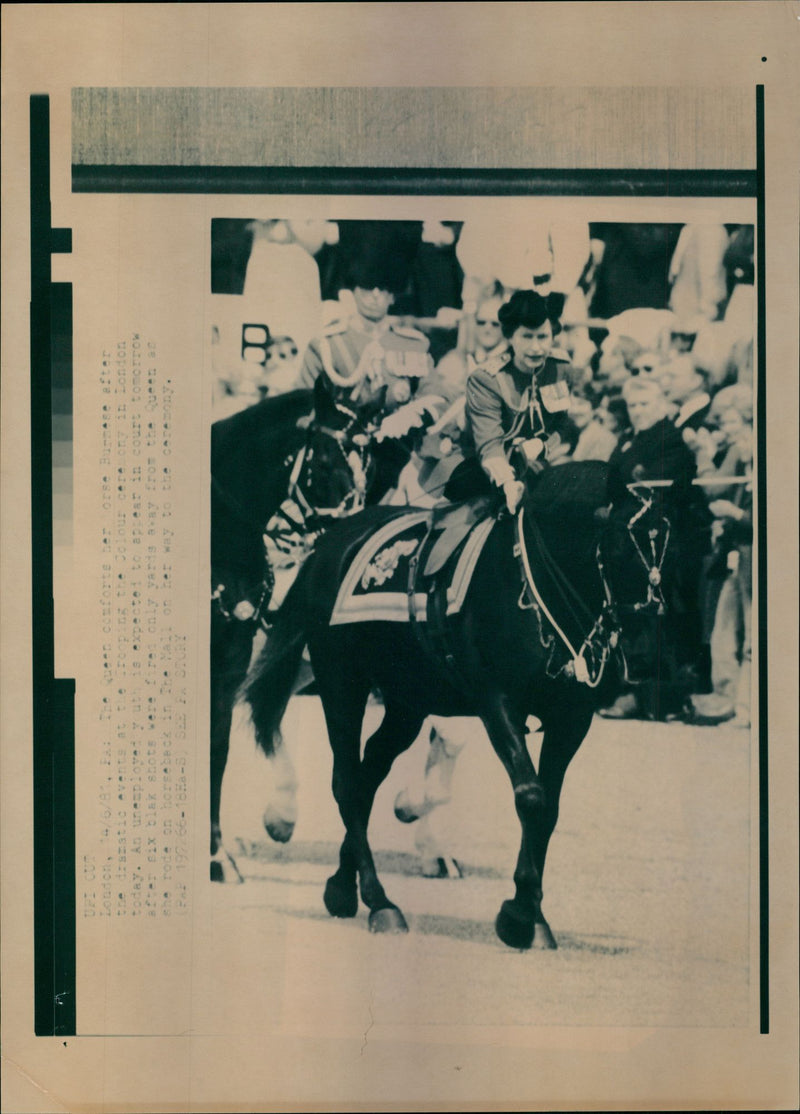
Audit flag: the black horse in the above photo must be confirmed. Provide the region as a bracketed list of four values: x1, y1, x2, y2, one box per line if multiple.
[210, 379, 385, 881]
[243, 461, 677, 947]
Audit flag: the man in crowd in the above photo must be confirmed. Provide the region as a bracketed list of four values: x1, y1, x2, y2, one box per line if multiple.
[296, 251, 435, 500]
[658, 354, 713, 431]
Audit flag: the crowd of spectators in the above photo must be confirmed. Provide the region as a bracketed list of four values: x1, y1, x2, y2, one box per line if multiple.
[210, 218, 754, 729]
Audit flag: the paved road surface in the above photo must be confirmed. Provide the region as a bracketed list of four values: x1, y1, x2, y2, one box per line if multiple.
[210, 694, 753, 1037]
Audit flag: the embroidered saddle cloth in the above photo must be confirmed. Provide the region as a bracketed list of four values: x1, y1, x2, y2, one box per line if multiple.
[329, 504, 495, 626]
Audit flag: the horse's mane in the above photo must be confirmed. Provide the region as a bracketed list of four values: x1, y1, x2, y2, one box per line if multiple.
[526, 460, 609, 527]
[211, 389, 313, 472]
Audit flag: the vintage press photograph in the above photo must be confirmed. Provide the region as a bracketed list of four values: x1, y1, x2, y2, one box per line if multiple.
[208, 210, 756, 1028]
[7, 20, 796, 1100]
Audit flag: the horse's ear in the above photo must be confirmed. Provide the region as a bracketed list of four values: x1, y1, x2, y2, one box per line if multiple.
[313, 374, 339, 425]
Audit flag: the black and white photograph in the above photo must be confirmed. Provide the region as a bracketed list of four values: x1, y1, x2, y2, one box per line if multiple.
[209, 207, 757, 1026]
[2, 5, 798, 1112]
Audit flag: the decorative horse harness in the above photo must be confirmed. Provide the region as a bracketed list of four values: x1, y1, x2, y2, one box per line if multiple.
[212, 401, 379, 628]
[406, 482, 671, 693]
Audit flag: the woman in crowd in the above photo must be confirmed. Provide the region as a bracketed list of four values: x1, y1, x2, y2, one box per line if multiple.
[567, 376, 619, 462]
[601, 376, 711, 721]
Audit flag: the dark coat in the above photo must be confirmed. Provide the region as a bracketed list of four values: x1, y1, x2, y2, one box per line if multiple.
[607, 417, 711, 559]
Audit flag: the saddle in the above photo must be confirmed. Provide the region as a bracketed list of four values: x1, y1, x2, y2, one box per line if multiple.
[406, 496, 495, 695]
[422, 496, 493, 577]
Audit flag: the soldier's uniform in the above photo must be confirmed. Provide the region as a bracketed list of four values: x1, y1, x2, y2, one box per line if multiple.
[297, 316, 433, 412]
[465, 346, 574, 482]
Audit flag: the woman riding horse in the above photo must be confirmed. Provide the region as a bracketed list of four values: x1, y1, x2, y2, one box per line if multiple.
[242, 453, 676, 947]
[445, 288, 574, 511]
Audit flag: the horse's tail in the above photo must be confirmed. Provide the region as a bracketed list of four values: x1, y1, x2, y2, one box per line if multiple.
[241, 561, 311, 758]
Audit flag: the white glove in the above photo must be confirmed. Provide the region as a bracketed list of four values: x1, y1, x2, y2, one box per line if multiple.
[503, 479, 525, 514]
[377, 397, 438, 441]
[483, 457, 524, 514]
[483, 456, 516, 488]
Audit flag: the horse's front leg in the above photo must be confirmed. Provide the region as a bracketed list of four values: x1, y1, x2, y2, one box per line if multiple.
[524, 704, 595, 940]
[481, 694, 548, 949]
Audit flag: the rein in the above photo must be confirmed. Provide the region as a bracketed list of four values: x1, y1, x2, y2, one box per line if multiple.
[514, 508, 618, 688]
[623, 485, 671, 615]
[284, 405, 375, 523]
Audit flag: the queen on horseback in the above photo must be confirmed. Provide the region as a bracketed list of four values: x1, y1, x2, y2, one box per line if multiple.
[445, 289, 574, 512]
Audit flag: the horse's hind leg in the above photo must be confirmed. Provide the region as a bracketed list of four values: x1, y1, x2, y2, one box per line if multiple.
[323, 689, 424, 932]
[261, 727, 299, 844]
[394, 717, 467, 878]
[358, 701, 427, 930]
[210, 612, 254, 882]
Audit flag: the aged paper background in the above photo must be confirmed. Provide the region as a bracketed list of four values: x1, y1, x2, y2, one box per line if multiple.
[2, 3, 798, 1111]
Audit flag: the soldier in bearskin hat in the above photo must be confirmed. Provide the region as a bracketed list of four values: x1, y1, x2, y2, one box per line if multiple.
[296, 249, 433, 414]
[296, 247, 435, 499]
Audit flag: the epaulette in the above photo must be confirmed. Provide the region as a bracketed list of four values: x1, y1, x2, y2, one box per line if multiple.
[479, 350, 512, 377]
[390, 323, 427, 343]
[322, 319, 347, 338]
[549, 347, 572, 362]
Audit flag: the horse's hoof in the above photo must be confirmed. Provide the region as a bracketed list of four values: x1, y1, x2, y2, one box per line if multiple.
[421, 856, 463, 879]
[323, 876, 358, 918]
[368, 906, 409, 934]
[210, 852, 244, 884]
[262, 806, 296, 844]
[495, 899, 535, 950]
[393, 789, 423, 824]
[531, 920, 558, 950]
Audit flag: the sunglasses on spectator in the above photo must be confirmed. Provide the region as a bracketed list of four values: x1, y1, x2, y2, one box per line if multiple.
[476, 318, 501, 327]
[630, 361, 658, 375]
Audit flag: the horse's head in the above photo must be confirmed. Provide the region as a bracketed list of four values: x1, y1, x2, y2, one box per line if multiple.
[599, 483, 676, 683]
[290, 377, 386, 521]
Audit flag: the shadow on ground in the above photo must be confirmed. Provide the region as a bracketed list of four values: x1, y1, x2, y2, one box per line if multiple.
[235, 837, 506, 879]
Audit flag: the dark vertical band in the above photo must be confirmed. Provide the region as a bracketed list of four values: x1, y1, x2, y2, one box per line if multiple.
[30, 93, 76, 1037]
[755, 83, 769, 1037]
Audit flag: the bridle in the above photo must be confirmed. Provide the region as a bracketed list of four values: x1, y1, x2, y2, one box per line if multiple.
[284, 401, 378, 523]
[516, 507, 620, 688]
[514, 479, 672, 688]
[212, 401, 380, 625]
[619, 482, 671, 614]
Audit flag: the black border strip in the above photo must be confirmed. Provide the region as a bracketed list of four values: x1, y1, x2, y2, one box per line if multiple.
[755, 83, 769, 1037]
[30, 93, 76, 1037]
[72, 165, 756, 197]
